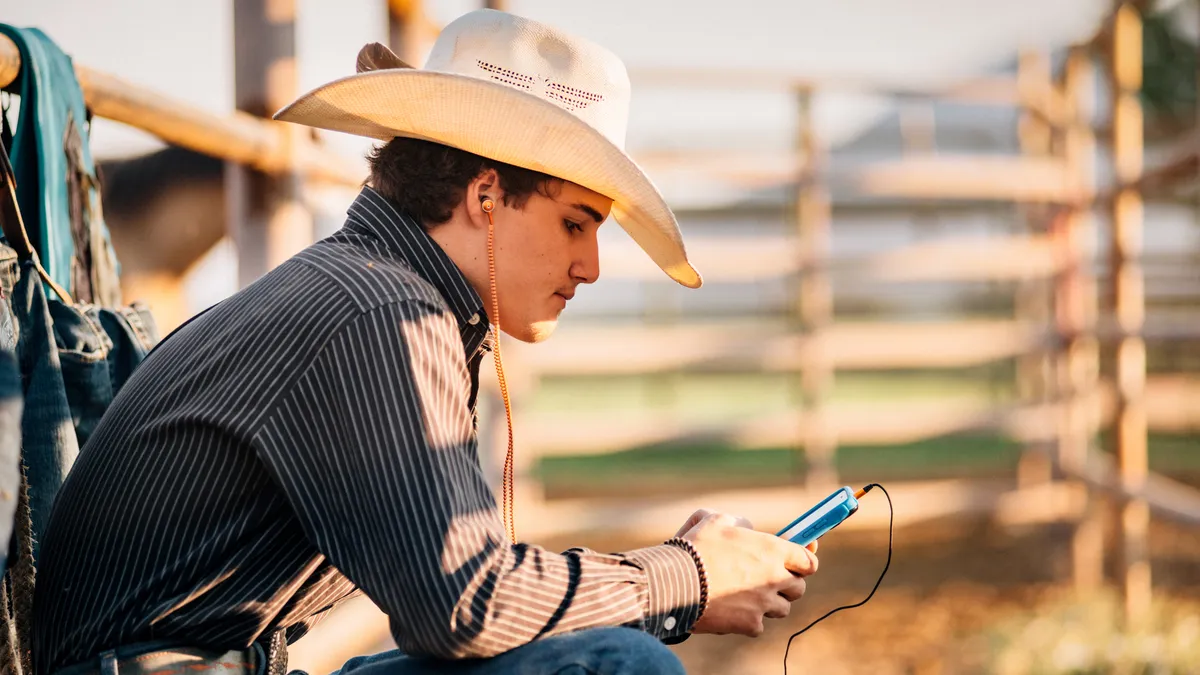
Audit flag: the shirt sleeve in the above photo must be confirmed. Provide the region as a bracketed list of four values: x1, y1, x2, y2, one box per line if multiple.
[255, 300, 701, 658]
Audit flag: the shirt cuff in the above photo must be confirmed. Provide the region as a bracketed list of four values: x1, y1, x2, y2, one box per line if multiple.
[623, 544, 703, 642]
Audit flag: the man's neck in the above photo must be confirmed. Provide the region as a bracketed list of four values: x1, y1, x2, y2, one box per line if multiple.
[426, 211, 492, 312]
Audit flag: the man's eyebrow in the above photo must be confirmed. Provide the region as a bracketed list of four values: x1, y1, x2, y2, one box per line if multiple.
[570, 203, 605, 224]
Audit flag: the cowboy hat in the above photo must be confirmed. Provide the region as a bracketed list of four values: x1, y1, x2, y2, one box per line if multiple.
[272, 9, 702, 289]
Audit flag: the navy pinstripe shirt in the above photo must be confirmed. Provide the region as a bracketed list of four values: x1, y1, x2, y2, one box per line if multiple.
[31, 187, 701, 673]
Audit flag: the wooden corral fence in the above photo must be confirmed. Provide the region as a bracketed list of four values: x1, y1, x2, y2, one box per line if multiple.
[493, 0, 1200, 635]
[3, 0, 1199, 669]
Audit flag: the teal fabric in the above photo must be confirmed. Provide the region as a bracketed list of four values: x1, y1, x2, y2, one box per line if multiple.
[0, 25, 115, 300]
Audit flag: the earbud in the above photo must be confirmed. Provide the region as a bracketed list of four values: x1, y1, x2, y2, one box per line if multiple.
[480, 195, 495, 213]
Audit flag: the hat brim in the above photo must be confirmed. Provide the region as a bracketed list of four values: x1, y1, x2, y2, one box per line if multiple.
[274, 69, 702, 289]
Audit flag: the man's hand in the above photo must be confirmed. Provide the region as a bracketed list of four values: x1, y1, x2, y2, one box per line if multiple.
[673, 508, 753, 537]
[676, 511, 819, 638]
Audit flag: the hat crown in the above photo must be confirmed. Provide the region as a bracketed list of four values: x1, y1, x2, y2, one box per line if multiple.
[423, 9, 631, 149]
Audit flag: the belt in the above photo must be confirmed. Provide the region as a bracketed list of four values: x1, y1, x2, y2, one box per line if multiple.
[55, 631, 291, 675]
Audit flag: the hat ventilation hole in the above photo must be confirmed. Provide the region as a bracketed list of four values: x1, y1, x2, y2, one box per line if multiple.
[545, 82, 604, 111]
[477, 60, 534, 90]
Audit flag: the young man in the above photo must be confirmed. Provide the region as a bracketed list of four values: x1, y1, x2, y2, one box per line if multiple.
[32, 10, 818, 675]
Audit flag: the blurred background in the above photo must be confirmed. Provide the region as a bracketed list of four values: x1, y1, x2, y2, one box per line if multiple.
[4, 0, 1200, 673]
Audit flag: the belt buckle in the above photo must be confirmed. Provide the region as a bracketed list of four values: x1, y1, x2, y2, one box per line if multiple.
[98, 650, 118, 675]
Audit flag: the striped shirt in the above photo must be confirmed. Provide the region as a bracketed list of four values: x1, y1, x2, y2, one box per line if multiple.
[31, 187, 701, 674]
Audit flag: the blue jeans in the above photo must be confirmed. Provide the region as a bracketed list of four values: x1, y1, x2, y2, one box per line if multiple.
[0, 345, 20, 575]
[333, 628, 686, 675]
[3, 256, 159, 560]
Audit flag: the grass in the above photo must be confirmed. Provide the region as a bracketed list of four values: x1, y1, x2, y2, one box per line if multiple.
[519, 369, 1200, 492]
[535, 434, 1025, 482]
[535, 434, 1200, 497]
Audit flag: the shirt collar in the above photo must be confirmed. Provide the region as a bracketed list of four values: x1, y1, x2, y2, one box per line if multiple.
[345, 187, 490, 349]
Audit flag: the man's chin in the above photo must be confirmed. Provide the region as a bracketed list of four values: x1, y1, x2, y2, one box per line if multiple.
[505, 319, 559, 344]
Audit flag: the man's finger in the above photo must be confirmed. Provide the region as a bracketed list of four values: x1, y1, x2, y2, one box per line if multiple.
[778, 575, 807, 602]
[731, 514, 754, 530]
[674, 508, 716, 537]
[806, 540, 819, 554]
[708, 512, 749, 529]
[781, 540, 819, 576]
[763, 593, 792, 620]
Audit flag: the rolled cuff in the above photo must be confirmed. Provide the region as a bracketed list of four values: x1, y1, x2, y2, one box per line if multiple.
[623, 544, 702, 641]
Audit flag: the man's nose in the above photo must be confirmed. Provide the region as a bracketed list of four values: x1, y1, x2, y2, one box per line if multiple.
[572, 231, 601, 284]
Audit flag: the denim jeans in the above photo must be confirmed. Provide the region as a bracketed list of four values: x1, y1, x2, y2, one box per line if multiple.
[0, 340, 21, 574]
[48, 295, 159, 447]
[0, 257, 21, 571]
[7, 258, 76, 559]
[1, 253, 159, 560]
[333, 628, 687, 675]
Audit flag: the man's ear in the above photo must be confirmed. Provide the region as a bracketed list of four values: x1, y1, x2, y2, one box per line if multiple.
[465, 169, 503, 229]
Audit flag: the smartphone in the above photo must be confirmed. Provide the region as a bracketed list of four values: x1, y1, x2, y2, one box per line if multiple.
[775, 486, 860, 547]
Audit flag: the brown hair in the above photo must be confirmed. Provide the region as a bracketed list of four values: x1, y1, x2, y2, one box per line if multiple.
[366, 137, 560, 225]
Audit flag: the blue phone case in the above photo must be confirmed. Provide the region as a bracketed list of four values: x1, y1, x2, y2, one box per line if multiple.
[775, 486, 860, 546]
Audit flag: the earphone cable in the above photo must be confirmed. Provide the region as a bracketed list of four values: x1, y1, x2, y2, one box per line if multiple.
[783, 483, 893, 675]
[483, 199, 517, 543]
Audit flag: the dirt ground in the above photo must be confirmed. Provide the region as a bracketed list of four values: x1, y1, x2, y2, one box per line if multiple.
[540, 509, 1200, 675]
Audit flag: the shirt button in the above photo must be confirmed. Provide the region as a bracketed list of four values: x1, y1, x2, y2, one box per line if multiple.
[468, 313, 481, 325]
[663, 616, 677, 631]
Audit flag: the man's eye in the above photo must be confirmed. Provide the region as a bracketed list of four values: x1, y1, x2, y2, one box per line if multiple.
[564, 220, 583, 233]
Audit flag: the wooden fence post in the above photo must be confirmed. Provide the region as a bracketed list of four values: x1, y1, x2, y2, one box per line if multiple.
[229, 0, 313, 288]
[795, 88, 836, 490]
[388, 0, 428, 67]
[1107, 1, 1151, 627]
[1016, 50, 1056, 488]
[1058, 45, 1105, 592]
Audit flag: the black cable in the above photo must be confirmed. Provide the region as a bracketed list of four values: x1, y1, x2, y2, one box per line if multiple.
[783, 483, 893, 675]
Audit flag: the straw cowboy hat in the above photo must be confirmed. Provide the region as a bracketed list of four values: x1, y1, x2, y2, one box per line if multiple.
[273, 8, 701, 289]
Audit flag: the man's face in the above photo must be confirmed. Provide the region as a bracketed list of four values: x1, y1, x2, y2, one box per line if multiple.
[491, 180, 611, 343]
